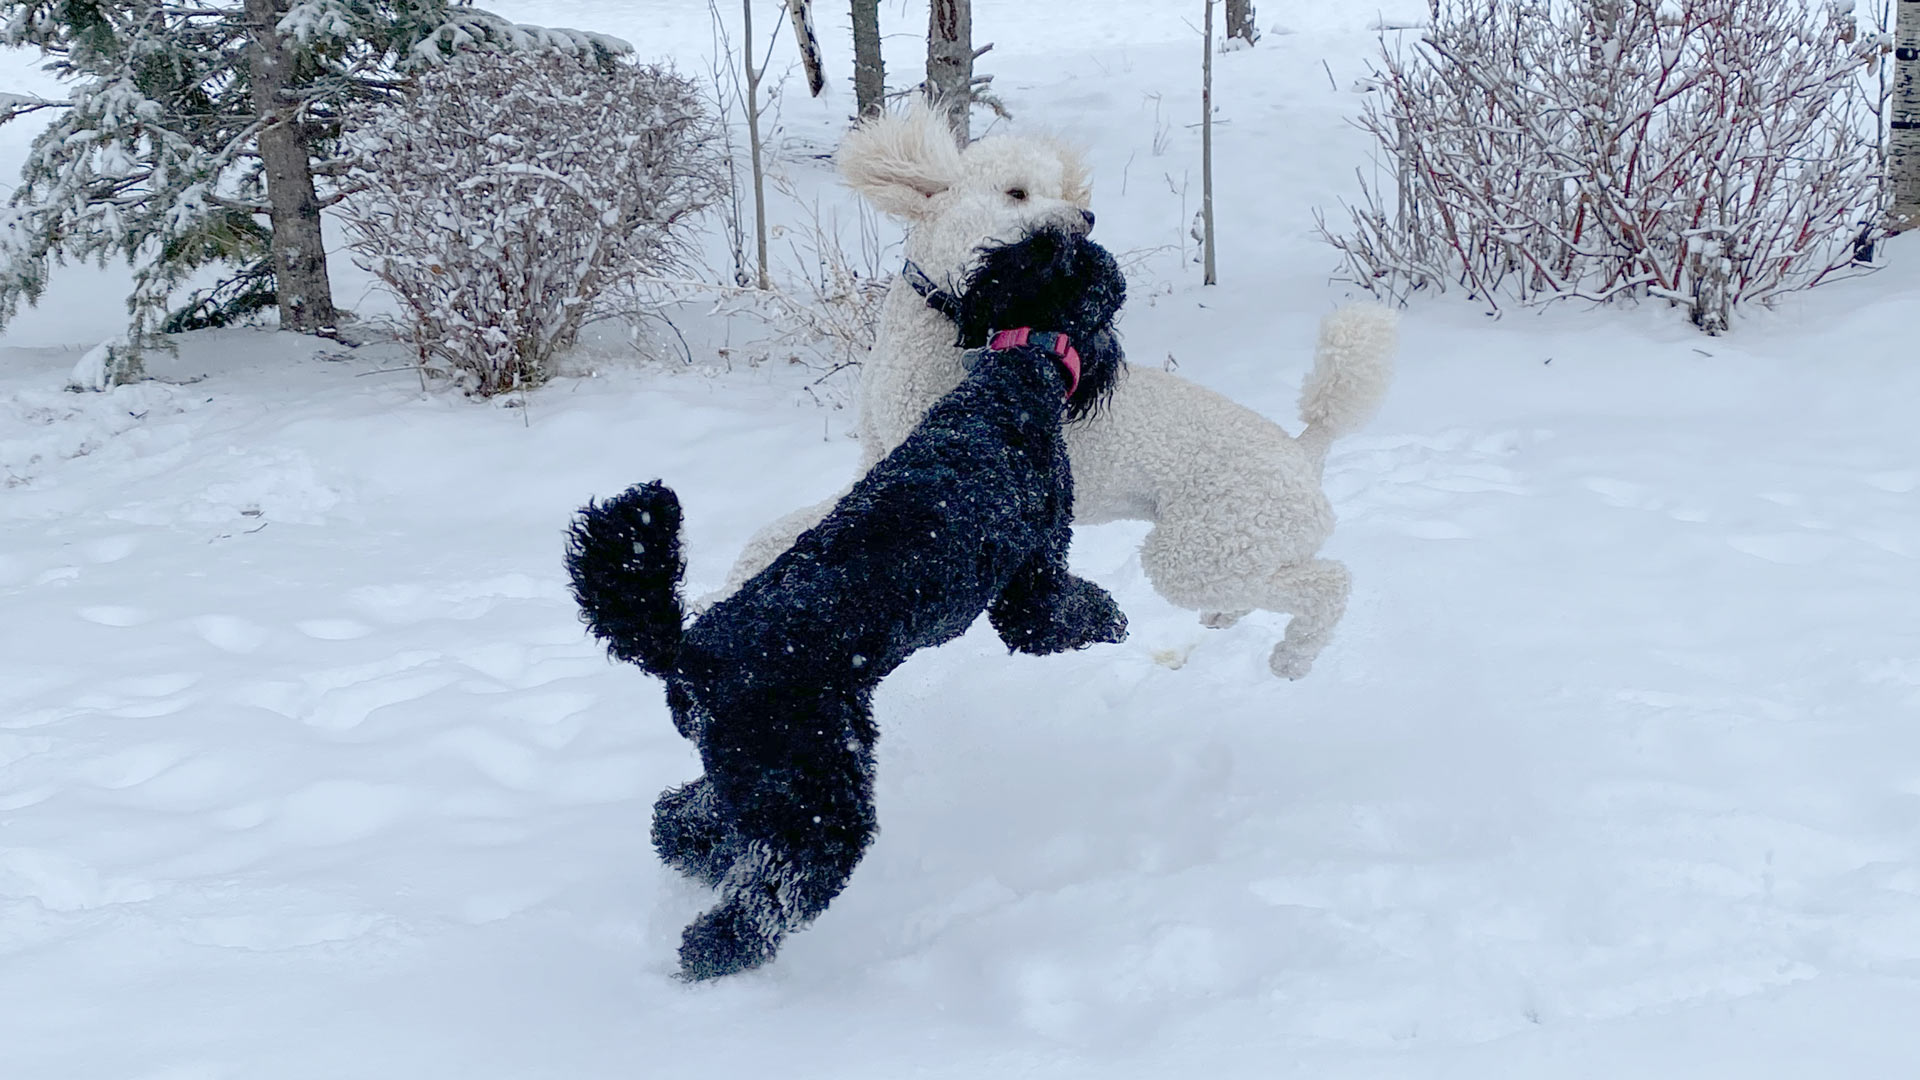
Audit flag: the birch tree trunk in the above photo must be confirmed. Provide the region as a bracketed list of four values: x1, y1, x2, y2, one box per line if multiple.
[788, 0, 825, 96]
[743, 0, 770, 289]
[1892, 0, 1920, 230]
[1202, 0, 1218, 285]
[244, 0, 337, 333]
[1226, 0, 1257, 45]
[852, 0, 884, 118]
[927, 0, 972, 142]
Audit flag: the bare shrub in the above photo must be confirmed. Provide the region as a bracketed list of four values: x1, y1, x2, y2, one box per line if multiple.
[765, 175, 890, 369]
[342, 51, 723, 395]
[605, 170, 891, 396]
[1322, 0, 1890, 333]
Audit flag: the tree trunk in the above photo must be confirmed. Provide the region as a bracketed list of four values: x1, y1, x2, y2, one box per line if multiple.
[1226, 0, 1257, 45]
[1892, 0, 1920, 230]
[1688, 228, 1731, 334]
[852, 0, 884, 118]
[1201, 0, 1217, 285]
[244, 0, 337, 334]
[788, 0, 825, 96]
[927, 0, 972, 143]
[743, 0, 771, 290]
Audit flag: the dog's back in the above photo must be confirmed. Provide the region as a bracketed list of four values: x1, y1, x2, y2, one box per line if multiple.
[683, 349, 1072, 693]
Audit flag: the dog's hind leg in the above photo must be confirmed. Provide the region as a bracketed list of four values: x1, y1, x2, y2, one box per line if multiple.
[1254, 558, 1352, 681]
[651, 777, 736, 887]
[1140, 517, 1348, 679]
[676, 689, 878, 980]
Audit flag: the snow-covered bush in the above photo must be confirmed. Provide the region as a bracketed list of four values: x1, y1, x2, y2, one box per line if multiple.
[343, 51, 722, 394]
[1322, 0, 1889, 333]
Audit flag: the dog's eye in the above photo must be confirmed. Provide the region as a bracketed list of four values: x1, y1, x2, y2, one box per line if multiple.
[1006, 187, 1029, 201]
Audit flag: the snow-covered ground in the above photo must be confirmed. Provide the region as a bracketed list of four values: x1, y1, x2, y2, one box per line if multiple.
[5, 2, 1919, 1076]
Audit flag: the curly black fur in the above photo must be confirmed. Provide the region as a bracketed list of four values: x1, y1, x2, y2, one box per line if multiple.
[564, 227, 1131, 982]
[565, 482, 686, 675]
[952, 225, 1127, 423]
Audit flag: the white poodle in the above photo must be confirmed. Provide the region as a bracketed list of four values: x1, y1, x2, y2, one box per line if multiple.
[725, 102, 1397, 679]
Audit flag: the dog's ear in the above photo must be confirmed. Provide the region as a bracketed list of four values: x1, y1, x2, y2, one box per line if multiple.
[836, 99, 964, 221]
[1052, 139, 1093, 208]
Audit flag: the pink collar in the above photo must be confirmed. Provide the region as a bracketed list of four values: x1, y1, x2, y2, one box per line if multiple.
[986, 327, 1081, 399]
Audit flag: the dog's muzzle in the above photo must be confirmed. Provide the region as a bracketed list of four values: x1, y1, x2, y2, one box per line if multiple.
[902, 209, 1096, 320]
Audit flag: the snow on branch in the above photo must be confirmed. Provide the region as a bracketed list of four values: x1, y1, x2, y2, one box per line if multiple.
[341, 51, 723, 396]
[1320, 0, 1892, 333]
[0, 91, 70, 121]
[404, 10, 630, 68]
[274, 0, 630, 66]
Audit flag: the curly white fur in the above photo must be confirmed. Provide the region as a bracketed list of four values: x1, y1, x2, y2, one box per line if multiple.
[724, 101, 1397, 679]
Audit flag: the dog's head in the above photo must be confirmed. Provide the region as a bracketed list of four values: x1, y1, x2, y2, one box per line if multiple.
[837, 99, 1094, 292]
[952, 226, 1126, 422]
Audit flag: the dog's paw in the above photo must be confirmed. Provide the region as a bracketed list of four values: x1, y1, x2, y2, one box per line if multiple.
[1200, 609, 1249, 630]
[1067, 584, 1130, 650]
[678, 898, 779, 981]
[995, 575, 1128, 655]
[1268, 645, 1315, 681]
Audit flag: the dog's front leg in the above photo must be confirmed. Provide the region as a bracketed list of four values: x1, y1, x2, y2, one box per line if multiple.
[989, 451, 1127, 654]
[988, 522, 1128, 656]
[989, 560, 1128, 655]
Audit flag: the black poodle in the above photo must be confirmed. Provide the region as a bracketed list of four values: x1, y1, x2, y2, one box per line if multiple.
[565, 226, 1129, 980]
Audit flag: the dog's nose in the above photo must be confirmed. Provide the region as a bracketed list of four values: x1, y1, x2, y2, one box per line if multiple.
[1080, 209, 1096, 231]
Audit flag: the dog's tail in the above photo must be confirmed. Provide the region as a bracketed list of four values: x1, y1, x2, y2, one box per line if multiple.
[1295, 303, 1398, 469]
[565, 480, 688, 679]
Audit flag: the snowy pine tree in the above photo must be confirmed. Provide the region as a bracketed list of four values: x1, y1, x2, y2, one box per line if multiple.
[0, 0, 626, 377]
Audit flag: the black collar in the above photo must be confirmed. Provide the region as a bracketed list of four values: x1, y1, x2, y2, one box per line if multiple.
[903, 260, 963, 323]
